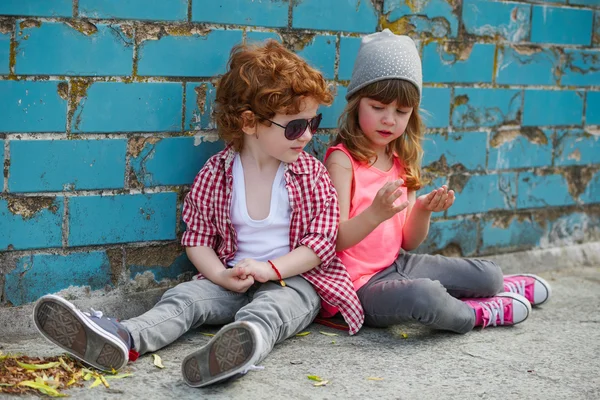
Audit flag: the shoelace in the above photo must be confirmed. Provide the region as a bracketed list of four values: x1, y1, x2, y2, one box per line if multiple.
[504, 279, 526, 297]
[83, 308, 104, 319]
[478, 300, 505, 328]
[241, 365, 264, 374]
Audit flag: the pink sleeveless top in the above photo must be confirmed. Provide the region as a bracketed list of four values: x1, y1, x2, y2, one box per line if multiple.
[325, 144, 408, 292]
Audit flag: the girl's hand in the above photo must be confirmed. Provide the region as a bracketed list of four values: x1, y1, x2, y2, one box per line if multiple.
[233, 259, 276, 283]
[367, 179, 410, 224]
[416, 185, 455, 212]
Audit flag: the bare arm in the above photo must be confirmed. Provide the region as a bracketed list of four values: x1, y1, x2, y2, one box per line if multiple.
[325, 150, 409, 252]
[186, 246, 255, 293]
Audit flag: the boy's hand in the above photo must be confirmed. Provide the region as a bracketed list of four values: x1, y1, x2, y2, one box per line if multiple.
[367, 179, 410, 224]
[217, 268, 255, 293]
[233, 259, 276, 283]
[416, 185, 455, 212]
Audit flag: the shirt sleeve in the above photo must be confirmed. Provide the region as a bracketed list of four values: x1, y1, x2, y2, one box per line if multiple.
[297, 168, 340, 268]
[181, 166, 219, 248]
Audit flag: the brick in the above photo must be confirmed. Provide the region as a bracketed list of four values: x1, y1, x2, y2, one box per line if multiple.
[416, 177, 448, 219]
[415, 218, 478, 256]
[297, 35, 336, 80]
[570, 0, 600, 5]
[338, 37, 361, 81]
[321, 85, 347, 129]
[462, 0, 530, 42]
[15, 22, 132, 76]
[246, 31, 281, 44]
[555, 129, 600, 166]
[517, 172, 575, 209]
[580, 170, 600, 205]
[421, 88, 451, 128]
[69, 193, 177, 246]
[481, 216, 544, 252]
[0, 0, 71, 17]
[79, 0, 187, 21]
[531, 6, 593, 45]
[488, 129, 552, 170]
[447, 173, 517, 216]
[587, 92, 600, 125]
[496, 46, 560, 86]
[130, 137, 224, 187]
[595, 11, 600, 46]
[452, 88, 522, 129]
[562, 50, 600, 87]
[0, 81, 67, 133]
[541, 212, 600, 247]
[523, 90, 583, 127]
[0, 140, 3, 180]
[293, 0, 377, 33]
[129, 252, 195, 282]
[185, 82, 216, 131]
[0, 32, 9, 74]
[304, 133, 331, 162]
[137, 29, 242, 77]
[9, 139, 126, 192]
[383, 0, 459, 38]
[192, 0, 287, 27]
[423, 43, 494, 84]
[5, 252, 112, 306]
[71, 82, 182, 133]
[0, 197, 63, 251]
[423, 131, 487, 171]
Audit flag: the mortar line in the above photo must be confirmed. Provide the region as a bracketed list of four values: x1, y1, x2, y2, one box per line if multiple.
[3, 139, 9, 193]
[62, 196, 70, 248]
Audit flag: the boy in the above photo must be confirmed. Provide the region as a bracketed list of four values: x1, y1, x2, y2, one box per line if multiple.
[33, 40, 364, 388]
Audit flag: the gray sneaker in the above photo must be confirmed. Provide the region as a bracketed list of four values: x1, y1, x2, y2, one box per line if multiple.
[181, 321, 262, 387]
[33, 294, 131, 371]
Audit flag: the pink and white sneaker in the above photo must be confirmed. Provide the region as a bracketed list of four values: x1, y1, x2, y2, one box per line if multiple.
[463, 293, 531, 328]
[503, 274, 552, 306]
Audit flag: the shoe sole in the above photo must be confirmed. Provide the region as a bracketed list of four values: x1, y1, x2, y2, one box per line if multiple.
[496, 292, 531, 325]
[33, 295, 128, 371]
[505, 274, 552, 306]
[181, 322, 258, 388]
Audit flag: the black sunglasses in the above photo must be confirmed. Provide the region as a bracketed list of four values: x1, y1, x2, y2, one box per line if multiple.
[261, 113, 323, 141]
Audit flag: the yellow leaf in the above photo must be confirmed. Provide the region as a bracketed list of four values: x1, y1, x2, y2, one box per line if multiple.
[367, 377, 384, 381]
[319, 331, 338, 337]
[295, 331, 311, 337]
[331, 341, 336, 344]
[152, 354, 165, 369]
[0, 383, 15, 387]
[58, 357, 73, 373]
[199, 332, 215, 337]
[100, 375, 110, 388]
[313, 380, 329, 387]
[400, 332, 408, 339]
[18, 380, 66, 397]
[16, 361, 61, 370]
[83, 372, 93, 381]
[89, 377, 103, 389]
[307, 375, 322, 381]
[105, 373, 134, 380]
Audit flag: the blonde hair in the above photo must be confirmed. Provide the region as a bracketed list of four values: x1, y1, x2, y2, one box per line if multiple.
[334, 79, 424, 191]
[214, 40, 333, 151]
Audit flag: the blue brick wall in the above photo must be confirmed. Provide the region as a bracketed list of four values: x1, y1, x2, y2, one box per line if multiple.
[1, 0, 599, 306]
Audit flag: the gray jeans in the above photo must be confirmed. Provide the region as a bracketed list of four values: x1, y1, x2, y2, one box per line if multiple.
[121, 276, 320, 362]
[357, 253, 504, 334]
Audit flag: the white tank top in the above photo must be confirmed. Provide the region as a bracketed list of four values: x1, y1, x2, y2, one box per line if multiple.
[228, 154, 291, 267]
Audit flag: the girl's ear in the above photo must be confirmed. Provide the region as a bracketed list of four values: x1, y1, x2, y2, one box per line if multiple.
[241, 111, 257, 136]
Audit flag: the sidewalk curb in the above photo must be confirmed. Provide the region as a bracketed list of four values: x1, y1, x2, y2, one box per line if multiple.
[2, 242, 599, 339]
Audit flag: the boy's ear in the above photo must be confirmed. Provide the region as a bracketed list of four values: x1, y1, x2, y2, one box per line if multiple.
[241, 111, 257, 136]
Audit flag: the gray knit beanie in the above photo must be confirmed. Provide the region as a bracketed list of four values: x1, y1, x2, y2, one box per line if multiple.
[346, 29, 422, 101]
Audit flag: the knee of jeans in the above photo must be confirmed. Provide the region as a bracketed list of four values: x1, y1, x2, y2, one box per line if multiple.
[478, 262, 504, 295]
[402, 279, 448, 312]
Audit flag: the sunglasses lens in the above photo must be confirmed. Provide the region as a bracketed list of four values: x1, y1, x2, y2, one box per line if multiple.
[285, 119, 308, 140]
[309, 113, 322, 133]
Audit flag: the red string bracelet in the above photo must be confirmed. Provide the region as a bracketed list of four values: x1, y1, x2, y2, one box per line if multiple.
[267, 260, 286, 287]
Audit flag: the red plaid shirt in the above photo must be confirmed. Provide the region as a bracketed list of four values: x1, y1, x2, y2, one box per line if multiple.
[181, 146, 364, 335]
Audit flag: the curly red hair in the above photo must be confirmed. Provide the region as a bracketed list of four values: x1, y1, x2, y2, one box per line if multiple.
[214, 40, 334, 151]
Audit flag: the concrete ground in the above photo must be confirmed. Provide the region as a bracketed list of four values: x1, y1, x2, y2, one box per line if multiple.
[2, 265, 599, 400]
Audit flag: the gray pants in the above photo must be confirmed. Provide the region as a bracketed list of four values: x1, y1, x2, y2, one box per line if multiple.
[357, 253, 504, 334]
[121, 276, 320, 362]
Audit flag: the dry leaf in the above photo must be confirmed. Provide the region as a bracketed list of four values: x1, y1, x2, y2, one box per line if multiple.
[152, 354, 165, 369]
[105, 373, 133, 380]
[367, 377, 384, 381]
[199, 332, 215, 337]
[89, 377, 103, 389]
[313, 380, 329, 387]
[18, 380, 66, 397]
[400, 332, 408, 339]
[319, 331, 338, 337]
[295, 331, 311, 337]
[16, 361, 61, 370]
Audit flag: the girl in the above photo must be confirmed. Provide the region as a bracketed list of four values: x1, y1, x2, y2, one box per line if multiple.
[324, 29, 551, 333]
